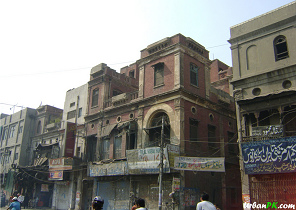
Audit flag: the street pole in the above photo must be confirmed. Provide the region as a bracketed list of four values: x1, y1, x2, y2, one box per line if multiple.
[158, 116, 164, 210]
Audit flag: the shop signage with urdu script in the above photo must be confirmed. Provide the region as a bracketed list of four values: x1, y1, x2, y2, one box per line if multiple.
[241, 137, 296, 174]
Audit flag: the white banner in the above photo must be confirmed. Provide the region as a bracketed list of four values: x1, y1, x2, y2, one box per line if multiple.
[174, 156, 225, 172]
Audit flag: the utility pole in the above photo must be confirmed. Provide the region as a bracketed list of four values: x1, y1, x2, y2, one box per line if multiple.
[158, 116, 164, 210]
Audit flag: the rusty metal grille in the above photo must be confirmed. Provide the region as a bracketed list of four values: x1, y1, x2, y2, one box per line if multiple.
[249, 173, 296, 208]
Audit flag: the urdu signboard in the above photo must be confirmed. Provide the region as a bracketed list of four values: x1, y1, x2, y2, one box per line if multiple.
[241, 137, 296, 174]
[174, 157, 225, 172]
[252, 125, 283, 136]
[88, 161, 128, 177]
[126, 147, 170, 174]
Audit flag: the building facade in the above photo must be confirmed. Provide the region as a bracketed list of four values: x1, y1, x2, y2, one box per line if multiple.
[84, 34, 242, 210]
[0, 108, 37, 204]
[229, 1, 296, 206]
[51, 84, 88, 210]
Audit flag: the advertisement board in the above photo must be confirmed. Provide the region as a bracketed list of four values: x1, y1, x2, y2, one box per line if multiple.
[126, 147, 170, 174]
[241, 137, 296, 174]
[174, 156, 225, 172]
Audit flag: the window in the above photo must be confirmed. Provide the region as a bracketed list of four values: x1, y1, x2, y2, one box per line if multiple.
[70, 102, 75, 107]
[76, 147, 81, 157]
[153, 63, 164, 86]
[78, 108, 82, 118]
[37, 121, 42, 134]
[189, 118, 199, 141]
[9, 125, 16, 138]
[14, 153, 18, 161]
[92, 89, 99, 107]
[129, 70, 135, 78]
[274, 35, 289, 61]
[2, 127, 8, 140]
[114, 136, 122, 159]
[190, 63, 198, 86]
[67, 110, 76, 120]
[148, 112, 170, 147]
[18, 121, 23, 134]
[101, 139, 110, 160]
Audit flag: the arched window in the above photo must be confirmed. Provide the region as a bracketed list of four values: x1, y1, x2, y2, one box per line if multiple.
[148, 112, 170, 147]
[274, 35, 289, 61]
[37, 121, 42, 134]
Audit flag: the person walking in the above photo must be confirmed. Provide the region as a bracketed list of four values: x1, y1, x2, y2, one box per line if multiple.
[17, 193, 24, 209]
[7, 197, 21, 210]
[196, 192, 216, 210]
[92, 196, 104, 210]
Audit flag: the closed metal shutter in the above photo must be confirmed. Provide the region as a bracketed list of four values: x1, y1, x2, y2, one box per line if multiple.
[249, 173, 296, 206]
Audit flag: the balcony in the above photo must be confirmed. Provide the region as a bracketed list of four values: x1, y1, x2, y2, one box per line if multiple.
[45, 122, 61, 132]
[104, 91, 139, 108]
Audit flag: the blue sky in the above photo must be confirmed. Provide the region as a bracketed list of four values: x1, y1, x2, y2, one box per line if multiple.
[0, 0, 295, 115]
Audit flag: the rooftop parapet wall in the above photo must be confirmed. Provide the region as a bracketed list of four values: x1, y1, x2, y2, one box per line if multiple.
[229, 1, 296, 42]
[140, 33, 209, 59]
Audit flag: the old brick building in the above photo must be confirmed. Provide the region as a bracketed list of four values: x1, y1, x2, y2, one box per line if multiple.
[83, 34, 241, 209]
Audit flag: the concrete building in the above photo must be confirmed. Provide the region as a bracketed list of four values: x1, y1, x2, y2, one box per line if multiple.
[84, 34, 242, 210]
[229, 1, 296, 206]
[0, 108, 37, 201]
[51, 84, 88, 210]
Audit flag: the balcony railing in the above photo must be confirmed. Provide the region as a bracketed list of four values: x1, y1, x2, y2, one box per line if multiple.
[104, 91, 139, 108]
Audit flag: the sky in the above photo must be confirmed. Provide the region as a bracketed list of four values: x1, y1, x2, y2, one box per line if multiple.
[0, 0, 295, 115]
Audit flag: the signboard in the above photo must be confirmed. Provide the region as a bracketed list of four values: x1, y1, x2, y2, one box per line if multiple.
[252, 125, 283, 136]
[174, 156, 225, 172]
[172, 177, 180, 191]
[49, 157, 73, 171]
[49, 171, 63, 180]
[167, 144, 180, 168]
[88, 161, 128, 177]
[241, 137, 296, 174]
[65, 122, 76, 157]
[126, 147, 170, 174]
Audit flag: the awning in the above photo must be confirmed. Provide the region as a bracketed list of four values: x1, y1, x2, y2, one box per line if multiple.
[34, 157, 48, 166]
[36, 142, 59, 150]
[117, 121, 130, 129]
[100, 124, 117, 138]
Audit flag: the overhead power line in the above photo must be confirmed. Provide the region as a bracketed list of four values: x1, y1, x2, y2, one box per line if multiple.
[1, 42, 230, 78]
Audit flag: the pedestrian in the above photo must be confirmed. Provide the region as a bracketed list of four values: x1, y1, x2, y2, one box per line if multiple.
[135, 198, 148, 210]
[92, 196, 104, 210]
[196, 192, 216, 210]
[17, 193, 24, 209]
[7, 197, 21, 210]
